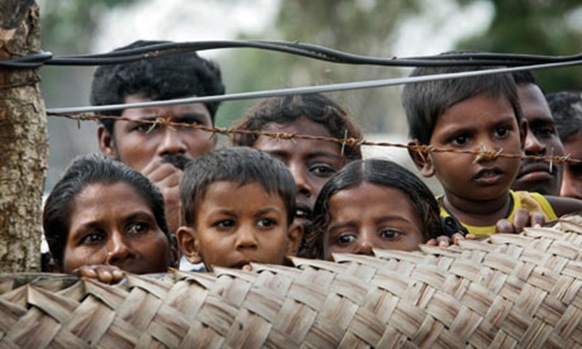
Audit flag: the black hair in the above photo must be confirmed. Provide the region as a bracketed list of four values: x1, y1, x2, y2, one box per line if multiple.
[230, 93, 363, 161]
[512, 70, 538, 86]
[90, 40, 225, 134]
[547, 91, 582, 141]
[311, 159, 442, 257]
[402, 51, 522, 145]
[43, 153, 169, 267]
[180, 147, 296, 227]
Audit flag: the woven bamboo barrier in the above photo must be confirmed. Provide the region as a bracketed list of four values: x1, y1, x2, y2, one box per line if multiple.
[1, 215, 582, 348]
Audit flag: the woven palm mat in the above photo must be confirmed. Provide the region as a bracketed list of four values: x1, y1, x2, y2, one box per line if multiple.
[1, 215, 582, 348]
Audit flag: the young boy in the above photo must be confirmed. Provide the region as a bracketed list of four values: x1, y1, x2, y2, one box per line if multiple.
[176, 147, 303, 271]
[402, 52, 582, 236]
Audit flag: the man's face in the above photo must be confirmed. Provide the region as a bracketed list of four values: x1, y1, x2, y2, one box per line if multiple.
[511, 84, 565, 195]
[99, 95, 216, 172]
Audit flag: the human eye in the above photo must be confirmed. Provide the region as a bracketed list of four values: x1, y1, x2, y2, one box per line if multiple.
[176, 115, 206, 130]
[214, 220, 235, 230]
[80, 231, 105, 245]
[334, 232, 357, 246]
[451, 134, 470, 146]
[494, 125, 512, 138]
[535, 125, 557, 138]
[126, 222, 149, 236]
[257, 217, 277, 228]
[309, 163, 337, 178]
[379, 228, 402, 240]
[133, 121, 160, 134]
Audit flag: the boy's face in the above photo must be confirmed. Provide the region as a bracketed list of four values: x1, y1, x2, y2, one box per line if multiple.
[419, 94, 524, 202]
[176, 181, 302, 271]
[322, 183, 424, 260]
[98, 95, 216, 173]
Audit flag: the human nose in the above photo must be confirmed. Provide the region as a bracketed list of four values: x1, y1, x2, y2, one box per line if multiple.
[158, 127, 187, 156]
[289, 163, 312, 197]
[353, 228, 374, 256]
[234, 226, 258, 250]
[105, 231, 133, 265]
[524, 132, 546, 155]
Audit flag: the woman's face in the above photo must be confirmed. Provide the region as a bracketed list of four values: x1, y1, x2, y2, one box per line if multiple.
[253, 118, 347, 228]
[323, 182, 424, 260]
[61, 182, 174, 274]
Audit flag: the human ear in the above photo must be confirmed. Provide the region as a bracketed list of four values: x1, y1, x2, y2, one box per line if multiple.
[519, 118, 528, 151]
[97, 124, 115, 158]
[407, 141, 435, 178]
[285, 223, 304, 256]
[175, 226, 202, 264]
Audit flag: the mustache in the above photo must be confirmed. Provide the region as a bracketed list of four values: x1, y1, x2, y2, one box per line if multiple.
[521, 159, 558, 174]
[161, 154, 191, 171]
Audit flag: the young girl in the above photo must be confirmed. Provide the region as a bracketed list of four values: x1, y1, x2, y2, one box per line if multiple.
[43, 153, 177, 283]
[231, 93, 362, 257]
[312, 158, 443, 260]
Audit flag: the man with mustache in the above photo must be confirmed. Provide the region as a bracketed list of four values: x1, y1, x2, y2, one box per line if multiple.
[91, 40, 225, 237]
[510, 70, 565, 195]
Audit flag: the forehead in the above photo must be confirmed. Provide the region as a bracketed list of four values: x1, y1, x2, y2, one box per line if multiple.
[120, 95, 211, 119]
[254, 119, 341, 157]
[517, 84, 553, 123]
[329, 183, 413, 212]
[70, 182, 151, 224]
[437, 94, 517, 128]
[200, 180, 285, 208]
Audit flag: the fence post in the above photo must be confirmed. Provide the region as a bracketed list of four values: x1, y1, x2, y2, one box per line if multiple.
[0, 0, 47, 272]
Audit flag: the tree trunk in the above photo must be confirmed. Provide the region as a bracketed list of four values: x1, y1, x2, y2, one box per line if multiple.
[0, 0, 47, 272]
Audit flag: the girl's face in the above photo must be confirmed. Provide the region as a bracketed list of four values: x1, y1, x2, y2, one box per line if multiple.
[322, 182, 424, 260]
[62, 182, 174, 274]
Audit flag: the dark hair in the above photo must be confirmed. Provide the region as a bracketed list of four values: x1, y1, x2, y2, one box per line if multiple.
[311, 159, 442, 257]
[547, 91, 582, 141]
[180, 147, 296, 226]
[512, 70, 538, 86]
[43, 153, 169, 267]
[90, 40, 225, 134]
[230, 93, 363, 161]
[402, 51, 522, 145]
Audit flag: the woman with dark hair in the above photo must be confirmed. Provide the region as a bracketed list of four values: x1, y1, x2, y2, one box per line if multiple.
[312, 158, 443, 260]
[43, 153, 177, 283]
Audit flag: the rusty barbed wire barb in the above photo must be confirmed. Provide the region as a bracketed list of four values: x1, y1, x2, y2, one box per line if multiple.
[46, 111, 582, 165]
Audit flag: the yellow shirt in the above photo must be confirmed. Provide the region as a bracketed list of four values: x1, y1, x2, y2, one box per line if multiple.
[439, 190, 557, 237]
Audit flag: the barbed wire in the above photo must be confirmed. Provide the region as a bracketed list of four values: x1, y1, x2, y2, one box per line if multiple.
[47, 112, 582, 166]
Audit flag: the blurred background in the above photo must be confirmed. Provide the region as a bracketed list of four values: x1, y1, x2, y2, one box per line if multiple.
[38, 0, 582, 194]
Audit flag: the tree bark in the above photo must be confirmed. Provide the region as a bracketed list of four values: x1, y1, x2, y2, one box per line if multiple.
[0, 0, 47, 272]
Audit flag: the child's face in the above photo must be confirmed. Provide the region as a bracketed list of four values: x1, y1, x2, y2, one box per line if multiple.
[62, 182, 175, 274]
[253, 118, 346, 228]
[178, 181, 302, 270]
[322, 182, 424, 260]
[422, 94, 524, 202]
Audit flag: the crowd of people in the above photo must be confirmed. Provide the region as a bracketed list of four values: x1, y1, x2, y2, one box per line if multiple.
[42, 40, 582, 282]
